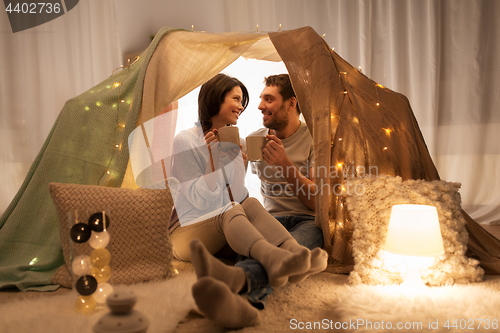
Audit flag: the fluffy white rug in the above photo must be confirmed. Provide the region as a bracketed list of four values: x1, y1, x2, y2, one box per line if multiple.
[2, 271, 500, 333]
[0, 273, 197, 333]
[332, 281, 500, 333]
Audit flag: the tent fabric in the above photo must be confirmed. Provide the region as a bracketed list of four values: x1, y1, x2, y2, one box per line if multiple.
[0, 27, 184, 291]
[269, 27, 500, 273]
[1, 26, 500, 291]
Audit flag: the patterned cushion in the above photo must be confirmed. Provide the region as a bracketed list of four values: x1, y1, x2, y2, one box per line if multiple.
[345, 175, 483, 286]
[49, 182, 175, 287]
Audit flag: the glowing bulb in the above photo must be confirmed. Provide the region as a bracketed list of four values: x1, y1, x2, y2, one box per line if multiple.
[121, 100, 125, 103]
[279, 24, 281, 31]
[376, 102, 380, 106]
[106, 170, 110, 174]
[115, 144, 120, 148]
[113, 82, 122, 88]
[344, 91, 347, 94]
[337, 163, 343, 168]
[322, 34, 326, 38]
[84, 106, 90, 111]
[256, 24, 259, 31]
[385, 129, 391, 134]
[339, 138, 342, 141]
[384, 147, 388, 150]
[191, 25, 194, 31]
[377, 83, 385, 88]
[96, 101, 102, 107]
[29, 258, 38, 266]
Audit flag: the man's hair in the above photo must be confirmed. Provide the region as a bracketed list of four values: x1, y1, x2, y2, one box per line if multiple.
[264, 74, 300, 114]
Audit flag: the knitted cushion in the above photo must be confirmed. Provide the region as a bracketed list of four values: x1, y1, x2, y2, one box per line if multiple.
[345, 175, 484, 286]
[49, 182, 175, 287]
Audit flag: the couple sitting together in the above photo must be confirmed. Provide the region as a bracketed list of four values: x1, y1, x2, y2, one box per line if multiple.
[168, 73, 327, 328]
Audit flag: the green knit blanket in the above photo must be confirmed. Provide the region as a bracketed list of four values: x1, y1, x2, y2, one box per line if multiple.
[0, 27, 179, 291]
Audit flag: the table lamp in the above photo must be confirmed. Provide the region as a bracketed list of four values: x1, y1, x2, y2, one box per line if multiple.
[384, 204, 445, 288]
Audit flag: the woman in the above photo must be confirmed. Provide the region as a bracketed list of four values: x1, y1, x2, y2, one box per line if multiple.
[170, 73, 316, 288]
[170, 73, 326, 328]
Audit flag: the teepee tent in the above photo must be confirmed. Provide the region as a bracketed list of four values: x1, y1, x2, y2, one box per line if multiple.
[1, 26, 499, 291]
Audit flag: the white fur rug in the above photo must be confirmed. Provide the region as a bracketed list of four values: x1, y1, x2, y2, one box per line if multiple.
[0, 273, 197, 333]
[2, 271, 500, 333]
[332, 281, 500, 333]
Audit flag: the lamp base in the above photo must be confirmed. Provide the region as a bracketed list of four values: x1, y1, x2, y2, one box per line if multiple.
[400, 267, 427, 289]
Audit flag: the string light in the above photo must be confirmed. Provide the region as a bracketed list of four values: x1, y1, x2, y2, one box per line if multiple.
[322, 34, 326, 38]
[279, 24, 281, 31]
[113, 82, 122, 88]
[383, 147, 388, 151]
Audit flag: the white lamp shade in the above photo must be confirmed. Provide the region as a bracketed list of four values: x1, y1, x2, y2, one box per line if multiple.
[384, 204, 445, 257]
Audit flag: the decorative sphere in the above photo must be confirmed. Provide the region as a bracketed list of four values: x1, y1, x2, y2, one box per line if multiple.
[71, 255, 92, 276]
[91, 265, 112, 283]
[70, 223, 91, 243]
[94, 283, 114, 304]
[88, 212, 110, 232]
[91, 248, 111, 268]
[89, 230, 110, 249]
[75, 295, 96, 314]
[76, 275, 98, 296]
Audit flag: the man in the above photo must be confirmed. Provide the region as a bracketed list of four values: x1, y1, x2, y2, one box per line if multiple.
[190, 74, 326, 328]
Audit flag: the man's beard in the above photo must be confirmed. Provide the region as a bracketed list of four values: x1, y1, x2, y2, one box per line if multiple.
[264, 105, 288, 131]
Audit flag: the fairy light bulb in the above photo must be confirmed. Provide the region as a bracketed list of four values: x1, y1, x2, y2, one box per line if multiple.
[75, 295, 96, 314]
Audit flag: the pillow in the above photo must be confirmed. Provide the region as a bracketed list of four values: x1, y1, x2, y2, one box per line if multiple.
[345, 175, 483, 286]
[49, 182, 177, 288]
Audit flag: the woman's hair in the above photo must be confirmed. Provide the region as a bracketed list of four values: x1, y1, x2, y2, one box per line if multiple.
[198, 73, 249, 132]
